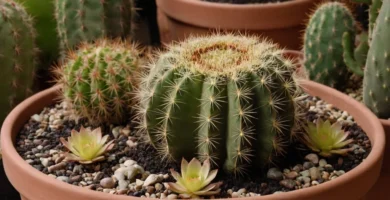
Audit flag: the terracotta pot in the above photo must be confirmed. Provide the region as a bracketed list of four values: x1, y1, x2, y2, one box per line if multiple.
[1, 76, 385, 199]
[156, 0, 323, 50]
[363, 119, 390, 199]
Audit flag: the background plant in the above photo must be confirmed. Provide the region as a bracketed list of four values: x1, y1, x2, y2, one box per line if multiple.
[0, 0, 38, 125]
[55, 0, 136, 58]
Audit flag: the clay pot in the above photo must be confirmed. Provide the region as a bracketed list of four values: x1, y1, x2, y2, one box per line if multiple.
[156, 0, 322, 50]
[1, 67, 385, 199]
[363, 119, 390, 199]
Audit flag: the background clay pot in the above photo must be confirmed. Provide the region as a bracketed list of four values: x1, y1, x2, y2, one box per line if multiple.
[156, 0, 322, 50]
[1, 74, 385, 199]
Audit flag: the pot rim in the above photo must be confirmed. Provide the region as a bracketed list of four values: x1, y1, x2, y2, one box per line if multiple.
[156, 0, 319, 30]
[0, 73, 385, 199]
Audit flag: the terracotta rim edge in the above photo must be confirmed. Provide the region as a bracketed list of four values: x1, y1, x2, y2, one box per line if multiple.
[156, 0, 319, 30]
[0, 77, 385, 199]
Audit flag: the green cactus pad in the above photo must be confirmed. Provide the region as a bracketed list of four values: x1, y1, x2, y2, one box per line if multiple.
[0, 0, 37, 123]
[55, 0, 135, 57]
[304, 2, 356, 89]
[55, 39, 140, 124]
[363, 2, 390, 118]
[137, 34, 303, 175]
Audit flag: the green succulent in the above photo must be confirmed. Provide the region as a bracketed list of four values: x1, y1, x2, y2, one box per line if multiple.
[302, 118, 353, 157]
[164, 158, 222, 198]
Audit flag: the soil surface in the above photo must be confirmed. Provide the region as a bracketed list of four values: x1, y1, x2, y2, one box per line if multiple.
[15, 95, 371, 198]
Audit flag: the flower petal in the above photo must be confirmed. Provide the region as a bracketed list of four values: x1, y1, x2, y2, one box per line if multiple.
[181, 158, 188, 178]
[170, 168, 182, 181]
[200, 159, 210, 180]
[187, 158, 202, 176]
[201, 169, 218, 188]
[193, 188, 221, 196]
[164, 182, 187, 194]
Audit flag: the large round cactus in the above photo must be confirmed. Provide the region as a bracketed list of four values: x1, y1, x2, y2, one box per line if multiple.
[137, 34, 303, 175]
[55, 0, 136, 57]
[0, 0, 37, 123]
[54, 39, 140, 124]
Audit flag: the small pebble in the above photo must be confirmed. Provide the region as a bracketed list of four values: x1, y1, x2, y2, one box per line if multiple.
[279, 179, 296, 189]
[305, 154, 319, 165]
[267, 168, 283, 181]
[100, 177, 115, 189]
[319, 159, 327, 167]
[309, 167, 320, 180]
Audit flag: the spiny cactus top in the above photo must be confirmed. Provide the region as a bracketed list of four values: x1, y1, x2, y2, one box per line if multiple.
[55, 0, 135, 56]
[137, 34, 303, 175]
[0, 0, 37, 123]
[303, 2, 356, 90]
[54, 39, 140, 125]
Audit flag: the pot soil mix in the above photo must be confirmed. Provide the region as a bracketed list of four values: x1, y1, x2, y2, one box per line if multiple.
[15, 95, 371, 198]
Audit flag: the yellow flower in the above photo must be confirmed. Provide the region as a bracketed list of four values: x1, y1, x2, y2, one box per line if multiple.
[60, 126, 114, 164]
[164, 158, 222, 199]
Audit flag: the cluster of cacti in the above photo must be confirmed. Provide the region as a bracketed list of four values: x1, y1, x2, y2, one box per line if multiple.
[0, 0, 37, 123]
[54, 39, 140, 125]
[363, 1, 390, 118]
[303, 2, 357, 89]
[136, 34, 304, 175]
[55, 0, 136, 57]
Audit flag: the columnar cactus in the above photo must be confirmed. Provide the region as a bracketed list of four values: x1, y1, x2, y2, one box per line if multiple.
[363, 1, 390, 118]
[342, 0, 382, 76]
[55, 0, 135, 57]
[304, 2, 357, 89]
[54, 39, 140, 124]
[137, 34, 303, 175]
[0, 0, 37, 123]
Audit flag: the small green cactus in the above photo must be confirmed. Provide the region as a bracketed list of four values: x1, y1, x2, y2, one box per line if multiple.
[303, 2, 357, 89]
[55, 0, 136, 57]
[137, 33, 304, 175]
[54, 39, 140, 124]
[0, 0, 37, 123]
[363, 1, 390, 118]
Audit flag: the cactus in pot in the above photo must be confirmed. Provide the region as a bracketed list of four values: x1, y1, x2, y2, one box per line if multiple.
[55, 0, 136, 57]
[303, 2, 358, 89]
[0, 0, 38, 123]
[137, 33, 304, 175]
[53, 39, 140, 125]
[363, 1, 390, 118]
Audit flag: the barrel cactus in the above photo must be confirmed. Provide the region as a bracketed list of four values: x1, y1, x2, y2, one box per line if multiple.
[303, 2, 357, 89]
[363, 1, 390, 118]
[55, 0, 136, 57]
[54, 39, 140, 124]
[137, 34, 303, 175]
[0, 0, 37, 123]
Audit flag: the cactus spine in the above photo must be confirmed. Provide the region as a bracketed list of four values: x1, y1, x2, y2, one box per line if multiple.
[304, 2, 356, 89]
[137, 34, 303, 175]
[0, 0, 37, 123]
[363, 0, 390, 118]
[55, 0, 135, 57]
[54, 39, 140, 124]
